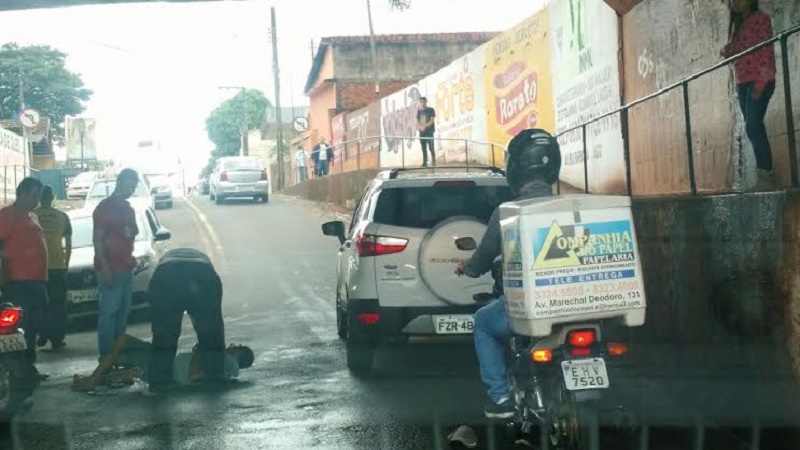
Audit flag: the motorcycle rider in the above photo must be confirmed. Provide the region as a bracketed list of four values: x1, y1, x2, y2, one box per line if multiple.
[457, 128, 561, 419]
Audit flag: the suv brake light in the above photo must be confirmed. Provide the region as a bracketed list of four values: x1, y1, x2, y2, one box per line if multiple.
[433, 180, 476, 187]
[568, 329, 596, 348]
[356, 234, 408, 257]
[220, 171, 229, 182]
[260, 170, 269, 181]
[0, 308, 21, 328]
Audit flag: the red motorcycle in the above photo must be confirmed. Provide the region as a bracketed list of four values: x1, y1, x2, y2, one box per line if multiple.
[0, 302, 34, 419]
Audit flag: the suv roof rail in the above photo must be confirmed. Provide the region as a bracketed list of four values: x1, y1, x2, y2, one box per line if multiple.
[387, 166, 506, 180]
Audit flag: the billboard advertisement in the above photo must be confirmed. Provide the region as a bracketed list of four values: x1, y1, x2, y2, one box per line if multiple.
[380, 83, 427, 168]
[423, 47, 490, 166]
[484, 11, 554, 168]
[331, 113, 346, 170]
[550, 0, 626, 194]
[65, 117, 97, 161]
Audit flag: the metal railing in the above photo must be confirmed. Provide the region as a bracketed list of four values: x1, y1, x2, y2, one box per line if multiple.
[558, 23, 800, 196]
[291, 135, 506, 184]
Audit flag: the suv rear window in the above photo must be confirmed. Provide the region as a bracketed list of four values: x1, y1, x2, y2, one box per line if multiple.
[372, 184, 514, 229]
[224, 158, 261, 170]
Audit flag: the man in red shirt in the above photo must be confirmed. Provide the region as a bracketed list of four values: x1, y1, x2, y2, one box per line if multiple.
[93, 169, 139, 358]
[0, 177, 48, 377]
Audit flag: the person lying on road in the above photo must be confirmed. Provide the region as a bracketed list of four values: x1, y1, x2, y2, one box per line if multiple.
[72, 333, 254, 392]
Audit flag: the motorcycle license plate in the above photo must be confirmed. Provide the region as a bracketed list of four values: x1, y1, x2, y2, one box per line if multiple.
[561, 358, 610, 391]
[69, 290, 98, 303]
[432, 315, 474, 334]
[0, 334, 26, 353]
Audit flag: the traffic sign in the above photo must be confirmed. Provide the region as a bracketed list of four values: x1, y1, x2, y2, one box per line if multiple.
[293, 116, 309, 133]
[19, 108, 41, 129]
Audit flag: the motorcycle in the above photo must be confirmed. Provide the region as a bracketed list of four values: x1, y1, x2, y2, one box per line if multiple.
[0, 302, 34, 420]
[459, 239, 633, 450]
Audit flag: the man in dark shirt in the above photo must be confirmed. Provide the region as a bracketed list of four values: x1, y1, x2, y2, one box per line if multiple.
[416, 97, 436, 167]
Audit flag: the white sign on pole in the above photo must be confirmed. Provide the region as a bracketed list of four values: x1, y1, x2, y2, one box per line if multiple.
[65, 117, 98, 161]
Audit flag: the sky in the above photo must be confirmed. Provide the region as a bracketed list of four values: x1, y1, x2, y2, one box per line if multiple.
[0, 0, 547, 178]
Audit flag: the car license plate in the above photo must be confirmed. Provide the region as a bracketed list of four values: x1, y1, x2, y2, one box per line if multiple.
[562, 358, 610, 391]
[69, 290, 98, 303]
[0, 333, 26, 353]
[433, 315, 474, 334]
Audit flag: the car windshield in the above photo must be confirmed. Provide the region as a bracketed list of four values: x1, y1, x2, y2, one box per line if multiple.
[71, 172, 96, 183]
[70, 213, 148, 248]
[87, 180, 150, 199]
[373, 185, 514, 229]
[223, 159, 261, 171]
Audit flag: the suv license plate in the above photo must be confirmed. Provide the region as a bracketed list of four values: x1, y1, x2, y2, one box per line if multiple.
[562, 358, 610, 391]
[69, 290, 98, 303]
[433, 315, 474, 334]
[0, 334, 26, 353]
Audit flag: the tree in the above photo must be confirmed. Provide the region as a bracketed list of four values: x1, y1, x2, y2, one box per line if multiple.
[202, 88, 271, 176]
[0, 43, 92, 143]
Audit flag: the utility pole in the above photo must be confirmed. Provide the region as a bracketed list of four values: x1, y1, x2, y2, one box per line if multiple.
[309, 39, 315, 62]
[366, 0, 380, 99]
[271, 6, 285, 190]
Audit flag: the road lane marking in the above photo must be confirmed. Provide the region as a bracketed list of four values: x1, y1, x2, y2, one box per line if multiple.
[183, 197, 225, 265]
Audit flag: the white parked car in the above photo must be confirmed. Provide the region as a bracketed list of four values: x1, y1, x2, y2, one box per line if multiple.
[65, 206, 171, 319]
[84, 177, 154, 212]
[144, 173, 174, 209]
[66, 171, 99, 199]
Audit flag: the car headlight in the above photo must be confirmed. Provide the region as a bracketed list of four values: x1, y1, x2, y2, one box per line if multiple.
[134, 254, 154, 274]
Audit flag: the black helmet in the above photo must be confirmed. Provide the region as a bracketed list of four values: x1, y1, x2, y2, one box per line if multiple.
[505, 128, 561, 192]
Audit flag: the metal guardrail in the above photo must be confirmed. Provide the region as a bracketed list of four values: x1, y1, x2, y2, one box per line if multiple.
[557, 23, 800, 196]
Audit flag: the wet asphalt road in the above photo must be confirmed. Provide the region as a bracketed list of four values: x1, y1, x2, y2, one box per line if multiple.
[3, 195, 800, 450]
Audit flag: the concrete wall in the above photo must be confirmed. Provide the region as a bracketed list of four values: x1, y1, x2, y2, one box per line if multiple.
[337, 80, 412, 112]
[308, 83, 336, 145]
[282, 168, 381, 207]
[622, 0, 800, 194]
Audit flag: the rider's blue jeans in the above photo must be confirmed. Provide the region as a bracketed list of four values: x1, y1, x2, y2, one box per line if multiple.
[473, 297, 513, 404]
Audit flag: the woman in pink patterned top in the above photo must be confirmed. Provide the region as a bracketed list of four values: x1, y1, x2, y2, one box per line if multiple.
[721, 0, 776, 190]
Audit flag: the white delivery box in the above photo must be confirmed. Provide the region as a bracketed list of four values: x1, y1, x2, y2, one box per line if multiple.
[499, 195, 647, 337]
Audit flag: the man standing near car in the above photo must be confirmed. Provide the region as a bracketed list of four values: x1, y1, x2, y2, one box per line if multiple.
[35, 185, 72, 351]
[0, 177, 48, 379]
[93, 169, 139, 358]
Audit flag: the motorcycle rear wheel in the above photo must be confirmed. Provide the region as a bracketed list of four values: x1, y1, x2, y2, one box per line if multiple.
[548, 387, 593, 450]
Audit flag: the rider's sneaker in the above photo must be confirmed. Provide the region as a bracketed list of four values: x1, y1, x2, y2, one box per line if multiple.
[484, 398, 515, 419]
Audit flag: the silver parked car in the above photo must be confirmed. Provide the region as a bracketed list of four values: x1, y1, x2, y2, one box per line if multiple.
[66, 171, 99, 199]
[84, 176, 155, 212]
[321, 167, 514, 374]
[66, 205, 171, 319]
[209, 156, 270, 205]
[145, 173, 174, 209]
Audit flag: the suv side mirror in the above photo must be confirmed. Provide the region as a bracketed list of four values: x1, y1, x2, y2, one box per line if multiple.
[455, 237, 477, 251]
[154, 228, 172, 242]
[322, 221, 346, 244]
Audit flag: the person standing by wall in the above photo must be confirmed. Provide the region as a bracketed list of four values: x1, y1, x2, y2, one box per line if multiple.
[311, 141, 321, 178]
[314, 138, 331, 177]
[0, 177, 48, 379]
[295, 146, 308, 182]
[93, 169, 139, 358]
[417, 97, 437, 167]
[35, 185, 72, 352]
[722, 0, 776, 191]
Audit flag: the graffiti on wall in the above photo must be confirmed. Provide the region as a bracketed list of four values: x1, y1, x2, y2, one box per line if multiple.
[380, 84, 425, 167]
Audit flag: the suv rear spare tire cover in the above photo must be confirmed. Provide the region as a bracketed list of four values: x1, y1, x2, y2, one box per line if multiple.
[418, 216, 496, 306]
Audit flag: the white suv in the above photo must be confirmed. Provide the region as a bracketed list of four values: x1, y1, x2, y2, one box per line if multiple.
[322, 167, 514, 374]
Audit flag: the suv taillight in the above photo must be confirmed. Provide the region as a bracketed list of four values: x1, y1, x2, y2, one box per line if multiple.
[356, 234, 408, 257]
[260, 170, 268, 181]
[220, 171, 229, 182]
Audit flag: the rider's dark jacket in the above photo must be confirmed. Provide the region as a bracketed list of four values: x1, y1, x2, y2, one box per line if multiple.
[462, 181, 553, 297]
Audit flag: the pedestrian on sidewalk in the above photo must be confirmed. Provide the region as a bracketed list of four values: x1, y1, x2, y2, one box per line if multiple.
[417, 97, 437, 167]
[295, 146, 308, 182]
[722, 0, 776, 191]
[311, 142, 321, 178]
[314, 138, 331, 177]
[93, 168, 139, 359]
[0, 177, 48, 380]
[35, 185, 72, 352]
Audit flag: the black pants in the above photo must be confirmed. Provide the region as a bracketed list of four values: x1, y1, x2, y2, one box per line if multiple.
[44, 269, 67, 345]
[737, 81, 776, 171]
[148, 249, 225, 389]
[420, 135, 436, 166]
[1, 281, 47, 367]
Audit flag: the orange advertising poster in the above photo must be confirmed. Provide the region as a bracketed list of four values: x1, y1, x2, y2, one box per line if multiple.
[483, 10, 554, 167]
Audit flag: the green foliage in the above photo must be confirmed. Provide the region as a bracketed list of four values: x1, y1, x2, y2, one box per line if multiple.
[0, 43, 92, 143]
[202, 88, 271, 177]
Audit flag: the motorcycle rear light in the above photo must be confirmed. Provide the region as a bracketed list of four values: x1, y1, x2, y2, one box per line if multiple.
[568, 329, 596, 348]
[356, 234, 408, 257]
[570, 347, 592, 357]
[260, 170, 269, 181]
[531, 349, 552, 363]
[0, 308, 21, 328]
[357, 313, 380, 325]
[607, 342, 628, 357]
[220, 171, 229, 182]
